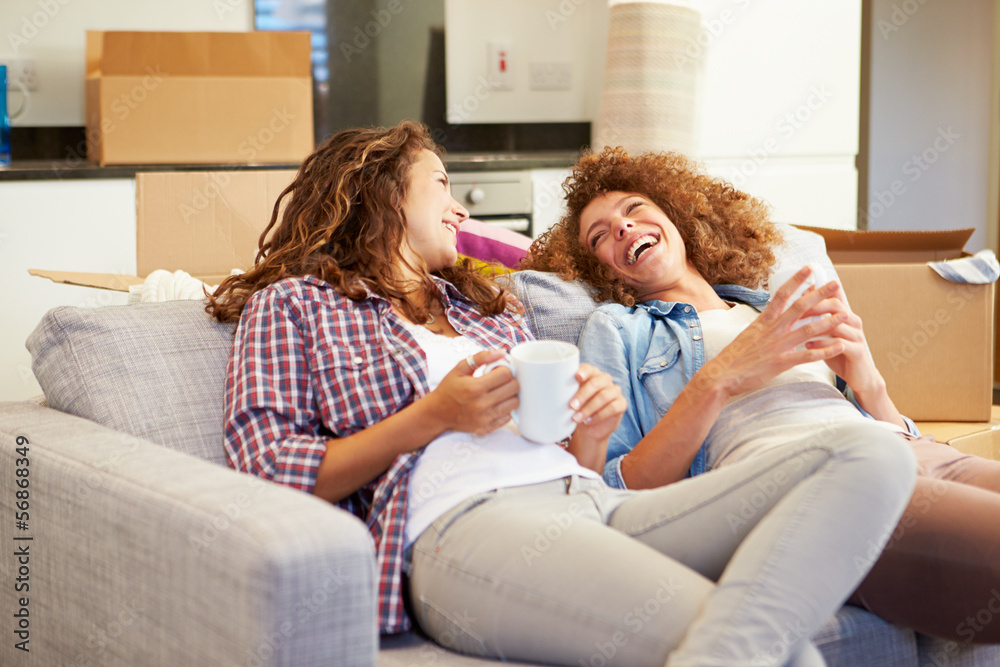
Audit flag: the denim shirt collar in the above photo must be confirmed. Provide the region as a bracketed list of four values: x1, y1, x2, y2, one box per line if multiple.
[713, 284, 770, 308]
[638, 284, 770, 317]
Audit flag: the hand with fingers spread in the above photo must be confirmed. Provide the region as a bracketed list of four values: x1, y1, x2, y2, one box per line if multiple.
[697, 265, 848, 400]
[797, 276, 906, 428]
[798, 279, 878, 391]
[566, 364, 628, 473]
[427, 349, 520, 436]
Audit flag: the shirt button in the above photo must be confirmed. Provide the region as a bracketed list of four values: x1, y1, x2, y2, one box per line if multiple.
[684, 306, 692, 313]
[660, 360, 668, 367]
[692, 335, 702, 341]
[352, 356, 363, 365]
[689, 321, 698, 328]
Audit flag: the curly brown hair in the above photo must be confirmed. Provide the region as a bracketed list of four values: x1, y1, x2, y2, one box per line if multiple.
[522, 147, 783, 306]
[207, 121, 514, 324]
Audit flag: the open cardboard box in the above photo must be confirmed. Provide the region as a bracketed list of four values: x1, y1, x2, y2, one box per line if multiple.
[85, 31, 314, 165]
[916, 405, 1000, 461]
[798, 226, 996, 422]
[31, 170, 295, 291]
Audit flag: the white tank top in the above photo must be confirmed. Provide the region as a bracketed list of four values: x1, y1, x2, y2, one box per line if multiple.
[401, 321, 599, 548]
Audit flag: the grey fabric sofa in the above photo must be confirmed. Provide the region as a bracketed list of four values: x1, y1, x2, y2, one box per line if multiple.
[1, 231, 998, 665]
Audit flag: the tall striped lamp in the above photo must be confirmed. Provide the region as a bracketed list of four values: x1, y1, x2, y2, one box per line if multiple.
[593, 1, 704, 155]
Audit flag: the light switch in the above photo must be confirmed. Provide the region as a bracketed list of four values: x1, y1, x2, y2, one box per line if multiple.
[487, 41, 512, 90]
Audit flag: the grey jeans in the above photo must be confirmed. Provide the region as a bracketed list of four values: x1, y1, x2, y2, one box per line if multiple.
[409, 422, 916, 667]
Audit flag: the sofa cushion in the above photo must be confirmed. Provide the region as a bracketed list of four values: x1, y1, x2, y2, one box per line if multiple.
[503, 269, 601, 345]
[812, 605, 917, 664]
[27, 299, 235, 465]
[916, 634, 1000, 666]
[380, 607, 919, 666]
[506, 223, 838, 345]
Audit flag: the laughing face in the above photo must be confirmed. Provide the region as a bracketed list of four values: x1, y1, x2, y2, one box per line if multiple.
[579, 191, 703, 302]
[400, 149, 469, 274]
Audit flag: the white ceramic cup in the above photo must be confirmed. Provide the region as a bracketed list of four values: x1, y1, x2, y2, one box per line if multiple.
[480, 340, 580, 443]
[769, 262, 828, 330]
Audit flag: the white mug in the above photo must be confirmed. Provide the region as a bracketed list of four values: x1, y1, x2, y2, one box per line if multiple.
[480, 340, 580, 443]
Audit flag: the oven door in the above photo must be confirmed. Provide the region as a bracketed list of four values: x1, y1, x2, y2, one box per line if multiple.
[449, 170, 533, 239]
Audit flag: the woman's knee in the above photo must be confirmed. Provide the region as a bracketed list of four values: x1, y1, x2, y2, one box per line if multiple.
[792, 423, 917, 505]
[823, 423, 916, 473]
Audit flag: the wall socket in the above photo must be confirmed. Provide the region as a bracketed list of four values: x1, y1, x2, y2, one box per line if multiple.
[529, 62, 572, 91]
[3, 59, 38, 92]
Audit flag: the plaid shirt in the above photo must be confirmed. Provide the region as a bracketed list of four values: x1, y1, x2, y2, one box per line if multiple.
[223, 274, 533, 634]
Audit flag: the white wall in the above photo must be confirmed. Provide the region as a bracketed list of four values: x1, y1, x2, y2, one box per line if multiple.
[0, 179, 135, 402]
[866, 0, 994, 250]
[1, 0, 254, 127]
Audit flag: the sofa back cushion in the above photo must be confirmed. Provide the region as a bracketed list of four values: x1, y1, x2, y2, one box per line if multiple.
[28, 300, 235, 465]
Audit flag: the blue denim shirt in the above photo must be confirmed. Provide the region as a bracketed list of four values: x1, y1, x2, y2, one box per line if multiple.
[578, 284, 918, 489]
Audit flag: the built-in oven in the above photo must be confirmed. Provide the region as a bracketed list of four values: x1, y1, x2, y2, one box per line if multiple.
[449, 170, 533, 239]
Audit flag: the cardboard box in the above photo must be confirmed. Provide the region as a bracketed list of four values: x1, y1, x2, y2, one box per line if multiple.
[31, 170, 295, 290]
[86, 31, 314, 165]
[995, 288, 1000, 383]
[916, 405, 1000, 460]
[798, 226, 996, 422]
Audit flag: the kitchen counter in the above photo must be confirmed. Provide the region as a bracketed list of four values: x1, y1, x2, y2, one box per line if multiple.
[0, 151, 581, 181]
[444, 151, 581, 172]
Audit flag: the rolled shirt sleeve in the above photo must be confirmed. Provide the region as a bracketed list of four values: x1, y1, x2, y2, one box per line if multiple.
[578, 310, 642, 489]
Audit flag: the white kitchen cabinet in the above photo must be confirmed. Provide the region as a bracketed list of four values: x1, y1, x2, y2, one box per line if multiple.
[693, 0, 861, 161]
[691, 0, 862, 230]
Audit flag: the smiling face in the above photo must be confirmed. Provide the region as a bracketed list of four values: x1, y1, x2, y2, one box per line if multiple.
[400, 149, 469, 274]
[579, 191, 700, 301]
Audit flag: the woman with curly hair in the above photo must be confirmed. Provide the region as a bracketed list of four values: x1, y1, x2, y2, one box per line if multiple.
[523, 146, 1000, 643]
[207, 122, 916, 666]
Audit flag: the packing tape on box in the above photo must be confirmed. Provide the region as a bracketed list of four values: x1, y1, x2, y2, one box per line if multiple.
[928, 249, 1000, 284]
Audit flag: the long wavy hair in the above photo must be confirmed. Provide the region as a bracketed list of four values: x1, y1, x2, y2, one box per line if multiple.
[207, 121, 513, 323]
[522, 147, 783, 306]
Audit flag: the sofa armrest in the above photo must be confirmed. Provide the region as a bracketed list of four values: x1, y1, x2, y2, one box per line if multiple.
[0, 401, 377, 667]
